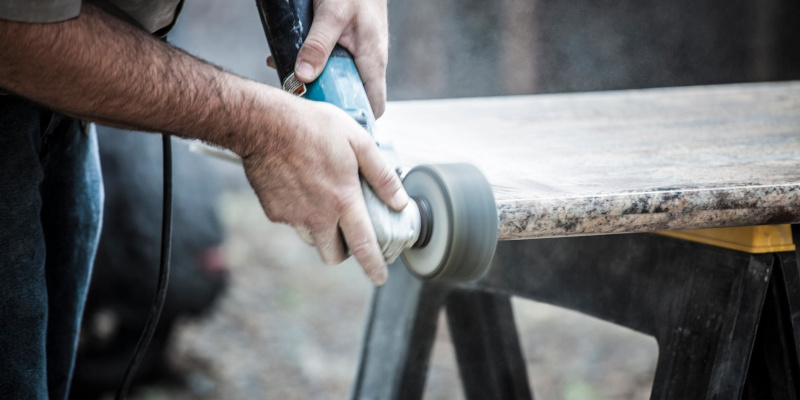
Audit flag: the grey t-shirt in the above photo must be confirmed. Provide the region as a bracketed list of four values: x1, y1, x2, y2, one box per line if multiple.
[0, 0, 182, 34]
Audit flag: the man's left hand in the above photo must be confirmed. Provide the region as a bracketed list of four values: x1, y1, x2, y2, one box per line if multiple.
[292, 0, 388, 118]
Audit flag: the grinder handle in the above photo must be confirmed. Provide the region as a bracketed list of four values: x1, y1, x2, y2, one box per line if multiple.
[255, 0, 376, 134]
[255, 0, 311, 84]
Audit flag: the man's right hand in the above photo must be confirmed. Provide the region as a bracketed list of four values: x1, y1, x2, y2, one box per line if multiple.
[241, 98, 408, 285]
[0, 4, 407, 285]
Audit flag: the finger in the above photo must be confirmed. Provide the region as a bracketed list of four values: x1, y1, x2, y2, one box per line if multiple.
[294, 226, 315, 246]
[351, 16, 389, 118]
[311, 224, 347, 265]
[266, 55, 276, 70]
[363, 74, 387, 118]
[355, 51, 388, 118]
[350, 136, 408, 211]
[295, 5, 348, 82]
[339, 196, 388, 285]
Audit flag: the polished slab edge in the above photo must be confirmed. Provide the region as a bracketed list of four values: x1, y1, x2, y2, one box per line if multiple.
[497, 183, 800, 240]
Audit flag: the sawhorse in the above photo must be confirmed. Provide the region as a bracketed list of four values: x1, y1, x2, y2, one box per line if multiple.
[352, 225, 800, 399]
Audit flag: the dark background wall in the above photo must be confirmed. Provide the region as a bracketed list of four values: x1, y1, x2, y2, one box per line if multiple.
[386, 0, 800, 99]
[168, 0, 800, 100]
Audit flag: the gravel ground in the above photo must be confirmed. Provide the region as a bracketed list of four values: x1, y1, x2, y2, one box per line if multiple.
[118, 173, 658, 400]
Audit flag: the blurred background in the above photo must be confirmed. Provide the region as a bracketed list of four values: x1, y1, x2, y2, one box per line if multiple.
[71, 0, 800, 399]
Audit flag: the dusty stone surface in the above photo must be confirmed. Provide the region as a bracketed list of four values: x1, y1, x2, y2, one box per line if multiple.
[380, 82, 800, 239]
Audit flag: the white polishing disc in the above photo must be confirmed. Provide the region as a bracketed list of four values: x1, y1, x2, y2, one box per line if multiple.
[401, 169, 450, 277]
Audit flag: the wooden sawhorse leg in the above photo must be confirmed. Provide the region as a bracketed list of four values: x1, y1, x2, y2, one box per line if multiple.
[351, 266, 533, 400]
[742, 227, 800, 398]
[351, 262, 451, 400]
[445, 290, 533, 400]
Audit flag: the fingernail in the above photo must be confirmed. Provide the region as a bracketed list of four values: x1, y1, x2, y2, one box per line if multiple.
[322, 255, 337, 266]
[295, 62, 314, 80]
[371, 265, 388, 286]
[391, 190, 410, 210]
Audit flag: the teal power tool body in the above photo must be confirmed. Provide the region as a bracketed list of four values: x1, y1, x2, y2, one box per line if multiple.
[255, 0, 498, 281]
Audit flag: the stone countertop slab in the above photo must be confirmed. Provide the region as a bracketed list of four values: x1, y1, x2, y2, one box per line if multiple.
[376, 81, 800, 240]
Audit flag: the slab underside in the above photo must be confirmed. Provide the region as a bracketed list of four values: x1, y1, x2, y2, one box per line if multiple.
[377, 81, 800, 240]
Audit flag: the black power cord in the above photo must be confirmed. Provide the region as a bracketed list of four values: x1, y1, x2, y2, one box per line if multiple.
[115, 133, 173, 399]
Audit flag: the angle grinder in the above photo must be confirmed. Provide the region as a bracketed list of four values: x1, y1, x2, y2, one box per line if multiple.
[255, 0, 497, 282]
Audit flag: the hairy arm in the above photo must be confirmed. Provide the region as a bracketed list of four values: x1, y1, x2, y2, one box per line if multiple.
[0, 3, 409, 285]
[0, 3, 282, 156]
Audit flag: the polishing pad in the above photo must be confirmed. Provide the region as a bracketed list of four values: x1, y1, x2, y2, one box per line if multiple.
[401, 164, 498, 282]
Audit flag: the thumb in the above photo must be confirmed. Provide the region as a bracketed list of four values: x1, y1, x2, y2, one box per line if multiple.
[295, 8, 347, 82]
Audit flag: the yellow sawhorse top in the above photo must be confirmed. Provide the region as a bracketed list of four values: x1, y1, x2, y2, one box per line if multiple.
[657, 225, 796, 254]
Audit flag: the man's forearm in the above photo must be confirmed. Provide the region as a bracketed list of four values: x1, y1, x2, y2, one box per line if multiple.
[0, 3, 290, 156]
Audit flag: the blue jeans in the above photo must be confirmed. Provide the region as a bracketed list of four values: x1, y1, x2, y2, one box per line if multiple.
[0, 95, 104, 400]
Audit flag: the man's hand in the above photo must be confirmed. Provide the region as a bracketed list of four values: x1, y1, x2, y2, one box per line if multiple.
[0, 2, 404, 285]
[242, 99, 407, 285]
[294, 0, 388, 117]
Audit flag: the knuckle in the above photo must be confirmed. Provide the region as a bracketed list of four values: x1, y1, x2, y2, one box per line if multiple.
[301, 34, 333, 61]
[331, 7, 350, 25]
[377, 47, 389, 68]
[333, 190, 359, 215]
[268, 210, 289, 225]
[261, 201, 280, 220]
[377, 57, 388, 70]
[375, 164, 397, 190]
[347, 133, 368, 155]
[304, 213, 327, 231]
[348, 238, 375, 260]
[319, 3, 350, 26]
